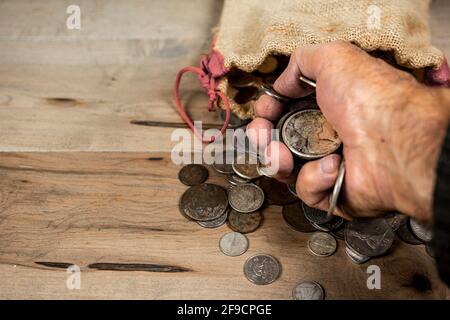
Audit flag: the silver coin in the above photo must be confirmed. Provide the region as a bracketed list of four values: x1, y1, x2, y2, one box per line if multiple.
[331, 225, 346, 240]
[219, 232, 249, 256]
[345, 245, 370, 264]
[409, 218, 433, 243]
[228, 174, 251, 186]
[308, 232, 337, 257]
[197, 210, 228, 228]
[281, 109, 341, 159]
[327, 159, 345, 216]
[228, 183, 265, 213]
[244, 254, 281, 285]
[344, 218, 395, 257]
[302, 202, 333, 224]
[292, 281, 324, 300]
[212, 152, 235, 175]
[311, 216, 344, 232]
[396, 218, 423, 245]
[232, 153, 261, 180]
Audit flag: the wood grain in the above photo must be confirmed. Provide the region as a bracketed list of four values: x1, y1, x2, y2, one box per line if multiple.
[0, 0, 449, 299]
[0, 152, 448, 299]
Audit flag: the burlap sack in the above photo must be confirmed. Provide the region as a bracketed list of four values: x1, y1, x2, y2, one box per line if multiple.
[174, 0, 447, 141]
[214, 0, 444, 119]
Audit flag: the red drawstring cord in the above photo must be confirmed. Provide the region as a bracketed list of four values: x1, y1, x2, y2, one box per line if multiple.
[173, 53, 231, 143]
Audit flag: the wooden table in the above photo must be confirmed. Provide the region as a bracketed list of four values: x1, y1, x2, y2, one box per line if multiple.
[0, 0, 449, 299]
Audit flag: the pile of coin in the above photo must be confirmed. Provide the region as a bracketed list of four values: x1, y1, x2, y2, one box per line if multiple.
[177, 158, 434, 299]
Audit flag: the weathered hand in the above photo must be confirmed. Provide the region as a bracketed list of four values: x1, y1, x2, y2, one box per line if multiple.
[247, 41, 450, 221]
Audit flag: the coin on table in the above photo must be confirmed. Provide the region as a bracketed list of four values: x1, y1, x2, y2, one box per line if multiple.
[409, 218, 433, 243]
[311, 216, 344, 232]
[228, 174, 251, 186]
[292, 281, 325, 300]
[244, 254, 281, 285]
[345, 245, 370, 264]
[308, 232, 337, 257]
[197, 210, 228, 228]
[228, 209, 262, 234]
[384, 212, 406, 232]
[281, 109, 341, 159]
[257, 177, 298, 206]
[178, 164, 209, 186]
[179, 183, 228, 221]
[219, 232, 249, 256]
[228, 183, 265, 213]
[212, 152, 235, 175]
[257, 56, 279, 74]
[396, 218, 423, 245]
[344, 218, 395, 257]
[331, 225, 346, 240]
[282, 202, 316, 233]
[232, 153, 261, 180]
[302, 202, 333, 224]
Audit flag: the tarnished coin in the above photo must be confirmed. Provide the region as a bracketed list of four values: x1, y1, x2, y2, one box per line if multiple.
[308, 232, 337, 257]
[244, 254, 281, 285]
[396, 218, 423, 245]
[331, 225, 346, 240]
[311, 216, 344, 232]
[179, 184, 228, 221]
[257, 177, 298, 205]
[292, 281, 325, 300]
[178, 164, 209, 186]
[345, 245, 370, 264]
[345, 218, 395, 257]
[228, 174, 251, 186]
[281, 109, 341, 159]
[409, 218, 433, 243]
[257, 56, 279, 74]
[197, 210, 228, 228]
[282, 202, 316, 233]
[212, 151, 235, 174]
[384, 212, 406, 232]
[228, 209, 262, 234]
[232, 153, 261, 180]
[219, 232, 249, 256]
[228, 183, 265, 213]
[302, 202, 333, 224]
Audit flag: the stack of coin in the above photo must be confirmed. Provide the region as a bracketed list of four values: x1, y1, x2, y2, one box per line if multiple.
[344, 218, 395, 264]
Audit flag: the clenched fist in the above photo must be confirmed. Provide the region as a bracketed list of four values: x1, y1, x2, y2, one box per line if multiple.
[247, 41, 450, 222]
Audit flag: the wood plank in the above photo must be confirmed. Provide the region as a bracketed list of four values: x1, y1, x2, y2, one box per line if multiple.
[430, 0, 450, 58]
[0, 152, 447, 299]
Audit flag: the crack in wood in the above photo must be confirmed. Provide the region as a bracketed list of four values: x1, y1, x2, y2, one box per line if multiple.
[35, 261, 74, 269]
[88, 262, 192, 273]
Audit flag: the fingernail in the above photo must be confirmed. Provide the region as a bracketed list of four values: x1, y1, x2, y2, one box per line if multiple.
[320, 155, 339, 174]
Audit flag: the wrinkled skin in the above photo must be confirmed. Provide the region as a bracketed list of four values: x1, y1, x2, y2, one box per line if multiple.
[247, 41, 450, 222]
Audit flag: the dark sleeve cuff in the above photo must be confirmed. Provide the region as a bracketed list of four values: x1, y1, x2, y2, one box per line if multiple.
[432, 122, 450, 286]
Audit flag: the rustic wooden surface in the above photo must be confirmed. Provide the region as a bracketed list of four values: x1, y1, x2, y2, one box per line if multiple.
[0, 0, 449, 299]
